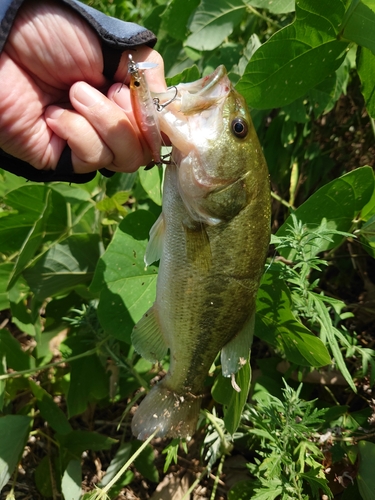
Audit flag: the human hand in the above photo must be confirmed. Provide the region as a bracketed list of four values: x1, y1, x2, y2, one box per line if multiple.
[0, 0, 166, 175]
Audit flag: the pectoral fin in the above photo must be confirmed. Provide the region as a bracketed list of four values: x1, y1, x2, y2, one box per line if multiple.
[145, 213, 165, 266]
[221, 312, 255, 378]
[132, 306, 168, 363]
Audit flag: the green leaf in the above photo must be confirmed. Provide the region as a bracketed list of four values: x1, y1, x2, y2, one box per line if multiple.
[29, 380, 72, 435]
[228, 480, 255, 500]
[0, 263, 13, 311]
[23, 234, 102, 300]
[313, 296, 356, 392]
[245, 0, 295, 13]
[0, 185, 48, 255]
[133, 442, 159, 483]
[357, 46, 375, 118]
[166, 64, 201, 86]
[100, 443, 133, 487]
[61, 460, 82, 500]
[160, 0, 201, 40]
[8, 188, 67, 289]
[357, 440, 375, 500]
[67, 354, 109, 418]
[256, 271, 332, 367]
[138, 167, 163, 206]
[212, 362, 252, 434]
[34, 455, 54, 498]
[341, 0, 375, 55]
[91, 211, 158, 343]
[300, 467, 332, 498]
[237, 0, 348, 108]
[186, 0, 246, 51]
[0, 415, 32, 490]
[277, 166, 375, 256]
[56, 430, 117, 456]
[0, 328, 35, 371]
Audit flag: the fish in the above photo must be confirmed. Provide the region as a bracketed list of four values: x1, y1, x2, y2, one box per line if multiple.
[130, 65, 271, 440]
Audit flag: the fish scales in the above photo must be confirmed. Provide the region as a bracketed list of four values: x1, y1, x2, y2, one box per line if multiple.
[130, 65, 270, 439]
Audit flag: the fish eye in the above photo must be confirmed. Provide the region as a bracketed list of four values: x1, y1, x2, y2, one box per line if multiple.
[231, 118, 248, 138]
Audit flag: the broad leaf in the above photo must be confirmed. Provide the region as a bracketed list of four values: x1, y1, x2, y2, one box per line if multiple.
[277, 166, 375, 257]
[256, 271, 331, 367]
[30, 380, 72, 435]
[67, 354, 109, 418]
[212, 361, 252, 434]
[357, 440, 375, 500]
[56, 430, 117, 456]
[0, 185, 49, 255]
[237, 0, 348, 108]
[24, 234, 102, 300]
[160, 0, 201, 40]
[186, 0, 246, 51]
[166, 65, 201, 86]
[0, 329, 35, 371]
[341, 0, 375, 55]
[0, 415, 31, 490]
[61, 460, 82, 500]
[91, 210, 158, 343]
[245, 0, 295, 13]
[357, 46, 375, 118]
[138, 167, 163, 206]
[0, 263, 13, 311]
[8, 188, 67, 289]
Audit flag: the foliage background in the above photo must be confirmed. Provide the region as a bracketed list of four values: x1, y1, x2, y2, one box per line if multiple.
[1, 0, 375, 498]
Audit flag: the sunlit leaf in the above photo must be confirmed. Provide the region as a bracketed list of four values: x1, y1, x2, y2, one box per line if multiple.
[91, 211, 158, 343]
[237, 0, 348, 108]
[277, 166, 375, 257]
[341, 0, 375, 55]
[186, 0, 246, 51]
[24, 234, 102, 300]
[245, 0, 295, 14]
[61, 460, 82, 500]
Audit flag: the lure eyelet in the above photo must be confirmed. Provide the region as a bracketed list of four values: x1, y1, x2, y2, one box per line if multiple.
[231, 118, 248, 138]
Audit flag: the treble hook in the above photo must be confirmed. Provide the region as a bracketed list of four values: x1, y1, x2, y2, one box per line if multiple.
[153, 86, 178, 112]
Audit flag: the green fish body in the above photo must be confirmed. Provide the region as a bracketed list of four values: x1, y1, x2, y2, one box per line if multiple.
[131, 66, 270, 440]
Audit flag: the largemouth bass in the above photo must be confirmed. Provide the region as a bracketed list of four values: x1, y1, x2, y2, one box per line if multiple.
[130, 65, 270, 440]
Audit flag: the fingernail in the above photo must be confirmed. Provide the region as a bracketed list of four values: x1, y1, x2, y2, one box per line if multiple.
[46, 106, 65, 120]
[73, 82, 100, 107]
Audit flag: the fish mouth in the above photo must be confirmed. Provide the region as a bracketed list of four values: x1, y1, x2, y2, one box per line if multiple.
[152, 66, 230, 112]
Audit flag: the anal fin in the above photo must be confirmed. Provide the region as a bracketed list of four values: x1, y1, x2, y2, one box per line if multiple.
[221, 312, 255, 378]
[132, 306, 168, 363]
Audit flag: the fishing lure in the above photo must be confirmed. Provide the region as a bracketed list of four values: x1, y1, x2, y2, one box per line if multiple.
[128, 54, 162, 164]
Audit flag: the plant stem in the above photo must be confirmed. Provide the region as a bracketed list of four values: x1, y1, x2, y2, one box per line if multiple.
[210, 454, 225, 500]
[246, 5, 282, 29]
[271, 190, 295, 209]
[181, 467, 208, 500]
[0, 343, 104, 381]
[95, 429, 158, 498]
[105, 345, 150, 391]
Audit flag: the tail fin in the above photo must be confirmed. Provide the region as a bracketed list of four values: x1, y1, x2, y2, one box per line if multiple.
[132, 381, 202, 440]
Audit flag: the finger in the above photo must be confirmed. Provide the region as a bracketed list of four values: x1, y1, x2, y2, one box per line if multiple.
[70, 82, 151, 170]
[46, 106, 114, 173]
[49, 82, 150, 172]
